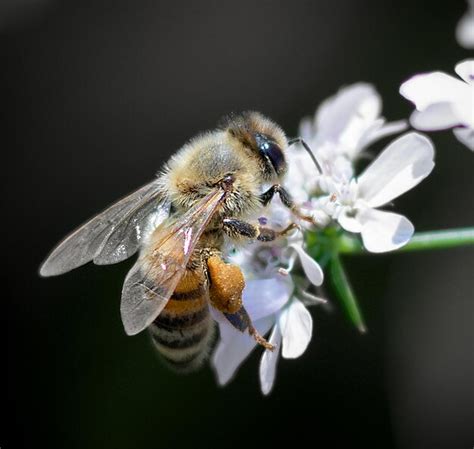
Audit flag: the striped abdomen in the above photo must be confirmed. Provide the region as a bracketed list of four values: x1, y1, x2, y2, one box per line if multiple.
[149, 268, 215, 373]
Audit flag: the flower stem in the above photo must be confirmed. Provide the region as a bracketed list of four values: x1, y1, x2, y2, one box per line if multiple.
[329, 255, 367, 333]
[338, 227, 474, 255]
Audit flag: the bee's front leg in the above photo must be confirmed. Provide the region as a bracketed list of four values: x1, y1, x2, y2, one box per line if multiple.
[260, 184, 316, 224]
[222, 218, 298, 242]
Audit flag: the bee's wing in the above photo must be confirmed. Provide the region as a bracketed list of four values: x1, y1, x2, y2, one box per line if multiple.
[40, 181, 169, 277]
[121, 188, 227, 335]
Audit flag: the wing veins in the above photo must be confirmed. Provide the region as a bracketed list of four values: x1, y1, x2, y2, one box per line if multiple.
[120, 187, 227, 335]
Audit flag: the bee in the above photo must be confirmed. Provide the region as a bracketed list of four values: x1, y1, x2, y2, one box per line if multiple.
[40, 111, 313, 372]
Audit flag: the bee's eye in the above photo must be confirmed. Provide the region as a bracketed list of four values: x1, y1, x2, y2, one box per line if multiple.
[255, 133, 285, 174]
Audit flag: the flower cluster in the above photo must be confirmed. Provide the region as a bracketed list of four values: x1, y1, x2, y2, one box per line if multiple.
[212, 83, 436, 394]
[290, 83, 435, 253]
[212, 16, 474, 394]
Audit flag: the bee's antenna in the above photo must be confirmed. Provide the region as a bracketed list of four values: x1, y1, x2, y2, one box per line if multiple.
[288, 137, 323, 174]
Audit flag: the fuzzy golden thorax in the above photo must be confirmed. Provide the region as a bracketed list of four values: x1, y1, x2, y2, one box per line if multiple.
[159, 112, 288, 222]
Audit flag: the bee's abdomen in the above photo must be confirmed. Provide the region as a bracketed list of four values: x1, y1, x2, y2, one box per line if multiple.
[149, 270, 215, 373]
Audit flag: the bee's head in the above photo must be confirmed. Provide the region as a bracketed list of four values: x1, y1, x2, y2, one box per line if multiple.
[220, 111, 288, 180]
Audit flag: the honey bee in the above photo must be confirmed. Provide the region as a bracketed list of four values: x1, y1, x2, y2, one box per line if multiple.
[40, 111, 313, 372]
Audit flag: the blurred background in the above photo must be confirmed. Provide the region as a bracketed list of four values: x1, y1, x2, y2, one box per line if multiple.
[2, 1, 473, 448]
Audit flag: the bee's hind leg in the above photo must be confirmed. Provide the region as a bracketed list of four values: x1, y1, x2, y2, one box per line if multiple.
[222, 307, 274, 351]
[207, 255, 244, 314]
[206, 255, 274, 351]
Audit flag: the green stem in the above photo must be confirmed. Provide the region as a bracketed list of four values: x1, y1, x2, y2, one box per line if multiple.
[338, 227, 474, 255]
[329, 254, 367, 333]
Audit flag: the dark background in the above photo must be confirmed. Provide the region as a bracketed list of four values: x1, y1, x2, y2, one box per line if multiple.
[2, 1, 473, 448]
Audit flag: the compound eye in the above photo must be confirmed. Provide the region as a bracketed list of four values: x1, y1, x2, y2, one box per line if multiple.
[255, 133, 285, 174]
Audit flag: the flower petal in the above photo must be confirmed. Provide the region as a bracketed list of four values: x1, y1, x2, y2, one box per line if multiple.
[409, 103, 461, 130]
[212, 316, 274, 386]
[358, 208, 414, 253]
[259, 323, 282, 395]
[298, 116, 313, 141]
[242, 276, 294, 321]
[280, 298, 313, 359]
[455, 59, 474, 84]
[209, 308, 239, 343]
[358, 132, 435, 208]
[357, 119, 408, 152]
[338, 206, 363, 233]
[453, 127, 474, 151]
[456, 10, 474, 49]
[400, 72, 467, 110]
[315, 83, 381, 146]
[289, 244, 324, 286]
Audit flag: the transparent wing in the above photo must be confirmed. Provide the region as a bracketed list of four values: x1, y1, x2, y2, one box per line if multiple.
[121, 188, 227, 335]
[94, 195, 170, 266]
[40, 181, 169, 277]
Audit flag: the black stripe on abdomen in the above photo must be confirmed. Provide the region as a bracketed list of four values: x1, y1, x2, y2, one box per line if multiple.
[151, 327, 209, 349]
[170, 284, 206, 301]
[149, 307, 215, 373]
[153, 307, 208, 330]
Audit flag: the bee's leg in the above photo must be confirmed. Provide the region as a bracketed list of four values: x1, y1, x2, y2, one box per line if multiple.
[224, 309, 274, 351]
[206, 255, 274, 350]
[259, 184, 292, 207]
[207, 255, 244, 314]
[260, 184, 316, 224]
[222, 218, 298, 242]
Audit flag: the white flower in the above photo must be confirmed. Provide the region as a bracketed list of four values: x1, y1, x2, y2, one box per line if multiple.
[211, 83, 436, 393]
[400, 60, 474, 151]
[285, 84, 407, 231]
[286, 83, 432, 253]
[211, 201, 324, 394]
[211, 275, 318, 395]
[299, 83, 407, 175]
[259, 295, 313, 395]
[456, 0, 474, 49]
[334, 133, 435, 252]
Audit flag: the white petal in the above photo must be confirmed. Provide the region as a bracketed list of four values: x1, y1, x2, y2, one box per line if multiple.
[456, 11, 474, 49]
[210, 308, 239, 343]
[280, 299, 313, 359]
[289, 244, 324, 286]
[454, 97, 474, 128]
[400, 72, 467, 110]
[453, 127, 474, 151]
[242, 276, 294, 321]
[259, 323, 282, 395]
[212, 316, 274, 386]
[338, 207, 363, 233]
[357, 119, 408, 152]
[358, 132, 435, 208]
[315, 83, 381, 146]
[455, 60, 474, 84]
[298, 117, 313, 141]
[409, 103, 461, 130]
[358, 208, 414, 253]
